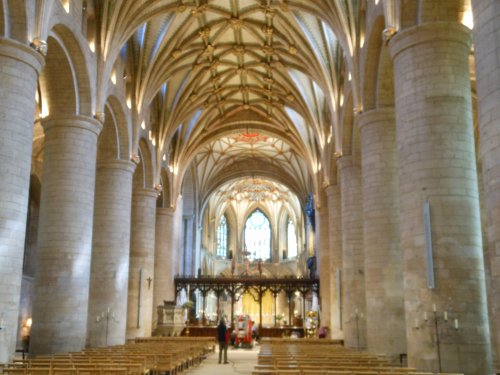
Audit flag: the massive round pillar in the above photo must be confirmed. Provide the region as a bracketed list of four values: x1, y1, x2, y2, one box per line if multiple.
[153, 206, 180, 310]
[30, 115, 102, 355]
[358, 108, 405, 363]
[337, 155, 366, 349]
[126, 188, 157, 339]
[87, 160, 135, 347]
[390, 22, 492, 373]
[325, 184, 343, 340]
[471, 0, 500, 368]
[0, 38, 43, 362]
[317, 202, 331, 330]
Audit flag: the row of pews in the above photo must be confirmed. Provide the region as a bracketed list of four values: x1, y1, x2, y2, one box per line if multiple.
[252, 338, 463, 375]
[1, 337, 215, 375]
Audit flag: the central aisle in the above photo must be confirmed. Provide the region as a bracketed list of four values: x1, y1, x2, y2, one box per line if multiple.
[185, 345, 259, 375]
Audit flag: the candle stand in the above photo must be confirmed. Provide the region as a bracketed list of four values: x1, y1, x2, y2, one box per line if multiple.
[345, 309, 364, 351]
[95, 308, 119, 346]
[413, 304, 459, 372]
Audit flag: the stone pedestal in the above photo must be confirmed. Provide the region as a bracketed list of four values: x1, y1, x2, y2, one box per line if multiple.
[88, 160, 135, 347]
[390, 22, 492, 374]
[358, 108, 405, 362]
[325, 185, 343, 340]
[126, 188, 157, 339]
[337, 156, 366, 350]
[154, 303, 184, 337]
[471, 0, 500, 369]
[0, 38, 43, 363]
[31, 115, 102, 356]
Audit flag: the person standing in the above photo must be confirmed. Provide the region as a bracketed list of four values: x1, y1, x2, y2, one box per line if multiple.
[217, 318, 229, 364]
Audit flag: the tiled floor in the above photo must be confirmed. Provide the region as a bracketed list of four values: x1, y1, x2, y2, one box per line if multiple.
[185, 345, 259, 375]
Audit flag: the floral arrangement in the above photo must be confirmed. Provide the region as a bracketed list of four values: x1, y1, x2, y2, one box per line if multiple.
[276, 312, 285, 321]
[181, 300, 194, 309]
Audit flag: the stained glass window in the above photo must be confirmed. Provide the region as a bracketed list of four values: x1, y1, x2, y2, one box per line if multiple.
[244, 210, 271, 261]
[287, 219, 297, 258]
[216, 215, 227, 257]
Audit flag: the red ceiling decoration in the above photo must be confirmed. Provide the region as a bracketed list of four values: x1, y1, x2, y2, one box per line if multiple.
[231, 132, 269, 144]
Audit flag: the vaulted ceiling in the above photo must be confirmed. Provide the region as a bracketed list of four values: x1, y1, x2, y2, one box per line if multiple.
[98, 0, 361, 207]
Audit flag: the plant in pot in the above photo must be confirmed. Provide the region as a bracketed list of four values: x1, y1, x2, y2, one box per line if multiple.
[275, 312, 285, 327]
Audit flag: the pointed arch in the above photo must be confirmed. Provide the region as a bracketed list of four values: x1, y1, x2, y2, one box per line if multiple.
[376, 45, 395, 108]
[157, 168, 171, 208]
[106, 95, 132, 160]
[418, 0, 468, 24]
[182, 165, 196, 217]
[97, 104, 120, 162]
[223, 205, 238, 260]
[216, 214, 228, 258]
[287, 216, 298, 259]
[133, 138, 154, 189]
[39, 34, 77, 116]
[278, 206, 291, 260]
[362, 15, 385, 111]
[244, 208, 272, 261]
[340, 91, 354, 156]
[6, 0, 27, 42]
[39, 24, 93, 117]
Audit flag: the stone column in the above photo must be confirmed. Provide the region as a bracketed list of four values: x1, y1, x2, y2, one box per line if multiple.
[471, 0, 500, 368]
[87, 160, 135, 347]
[153, 206, 180, 310]
[337, 155, 366, 349]
[182, 216, 194, 275]
[325, 184, 343, 339]
[0, 38, 43, 362]
[317, 201, 331, 330]
[389, 22, 492, 374]
[358, 108, 405, 363]
[174, 197, 183, 278]
[126, 188, 157, 339]
[30, 115, 102, 355]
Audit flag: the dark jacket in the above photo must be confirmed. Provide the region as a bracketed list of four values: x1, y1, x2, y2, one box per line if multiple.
[217, 321, 227, 342]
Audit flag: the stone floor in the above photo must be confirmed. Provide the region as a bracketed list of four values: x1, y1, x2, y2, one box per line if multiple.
[185, 345, 259, 375]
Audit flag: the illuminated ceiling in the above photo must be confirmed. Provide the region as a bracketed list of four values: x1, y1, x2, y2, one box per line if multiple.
[193, 131, 309, 197]
[208, 177, 302, 226]
[98, 0, 360, 204]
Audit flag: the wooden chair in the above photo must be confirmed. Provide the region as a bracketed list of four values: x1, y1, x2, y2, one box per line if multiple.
[302, 370, 330, 375]
[76, 369, 103, 375]
[52, 368, 78, 375]
[29, 368, 52, 375]
[3, 368, 27, 375]
[100, 368, 127, 375]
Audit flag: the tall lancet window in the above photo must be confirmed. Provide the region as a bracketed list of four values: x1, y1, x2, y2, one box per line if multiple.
[287, 218, 297, 258]
[216, 215, 228, 257]
[244, 209, 271, 261]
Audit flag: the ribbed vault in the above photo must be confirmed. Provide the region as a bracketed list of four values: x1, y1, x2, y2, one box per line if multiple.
[97, 0, 360, 206]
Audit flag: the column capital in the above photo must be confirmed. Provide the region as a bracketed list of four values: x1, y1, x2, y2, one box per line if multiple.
[356, 107, 395, 131]
[336, 155, 359, 170]
[0, 37, 45, 73]
[389, 22, 472, 60]
[156, 207, 176, 216]
[324, 184, 340, 197]
[41, 115, 103, 136]
[133, 187, 159, 199]
[97, 159, 136, 174]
